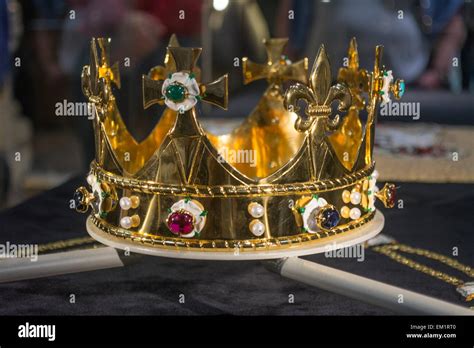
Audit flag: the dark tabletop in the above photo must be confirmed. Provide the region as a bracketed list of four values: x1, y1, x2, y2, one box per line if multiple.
[0, 177, 472, 315]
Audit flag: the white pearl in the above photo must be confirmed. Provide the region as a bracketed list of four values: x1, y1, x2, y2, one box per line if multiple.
[349, 207, 361, 220]
[250, 220, 265, 237]
[317, 197, 327, 207]
[248, 202, 264, 218]
[120, 197, 132, 210]
[350, 191, 361, 205]
[87, 174, 96, 186]
[120, 216, 132, 229]
[372, 170, 379, 180]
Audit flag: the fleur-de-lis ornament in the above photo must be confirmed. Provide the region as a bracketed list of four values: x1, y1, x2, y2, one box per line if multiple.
[81, 38, 121, 120]
[284, 45, 351, 143]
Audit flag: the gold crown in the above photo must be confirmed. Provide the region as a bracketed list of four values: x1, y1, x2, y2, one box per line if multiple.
[74, 36, 404, 258]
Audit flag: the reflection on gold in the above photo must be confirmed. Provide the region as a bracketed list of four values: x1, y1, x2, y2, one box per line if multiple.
[328, 108, 362, 171]
[208, 88, 305, 178]
[329, 38, 368, 171]
[208, 38, 308, 179]
[103, 105, 177, 175]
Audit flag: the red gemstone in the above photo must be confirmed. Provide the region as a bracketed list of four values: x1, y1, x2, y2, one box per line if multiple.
[167, 211, 194, 235]
[386, 184, 396, 207]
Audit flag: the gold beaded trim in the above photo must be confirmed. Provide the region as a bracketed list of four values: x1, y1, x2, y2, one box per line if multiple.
[307, 104, 332, 116]
[90, 211, 375, 251]
[90, 162, 375, 198]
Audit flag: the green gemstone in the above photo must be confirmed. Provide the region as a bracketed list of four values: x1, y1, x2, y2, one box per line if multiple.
[398, 80, 405, 97]
[165, 83, 186, 102]
[297, 207, 306, 214]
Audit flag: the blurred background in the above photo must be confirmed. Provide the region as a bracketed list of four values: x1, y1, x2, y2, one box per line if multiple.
[0, 0, 473, 208]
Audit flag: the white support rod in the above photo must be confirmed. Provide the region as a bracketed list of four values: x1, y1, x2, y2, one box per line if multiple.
[0, 247, 124, 283]
[267, 257, 473, 315]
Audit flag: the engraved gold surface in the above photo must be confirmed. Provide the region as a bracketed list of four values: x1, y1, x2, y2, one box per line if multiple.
[90, 161, 375, 197]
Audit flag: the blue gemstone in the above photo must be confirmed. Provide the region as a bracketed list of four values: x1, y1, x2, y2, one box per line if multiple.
[321, 208, 340, 229]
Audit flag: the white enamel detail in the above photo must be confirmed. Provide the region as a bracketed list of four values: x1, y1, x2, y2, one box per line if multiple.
[87, 174, 96, 186]
[317, 197, 328, 207]
[167, 199, 207, 238]
[381, 70, 393, 106]
[456, 281, 474, 299]
[89, 174, 106, 215]
[161, 72, 200, 112]
[301, 196, 329, 234]
[369, 174, 377, 211]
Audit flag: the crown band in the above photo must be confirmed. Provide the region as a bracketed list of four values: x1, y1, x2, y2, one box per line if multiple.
[91, 161, 375, 197]
[90, 210, 376, 251]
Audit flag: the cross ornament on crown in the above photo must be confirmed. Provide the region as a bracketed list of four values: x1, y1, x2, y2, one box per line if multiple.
[370, 46, 405, 107]
[142, 46, 228, 113]
[82, 37, 121, 113]
[143, 35, 202, 93]
[242, 38, 308, 89]
[337, 37, 369, 110]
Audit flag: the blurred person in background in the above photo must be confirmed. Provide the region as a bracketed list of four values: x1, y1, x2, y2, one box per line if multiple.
[0, 0, 10, 203]
[416, 0, 467, 90]
[1, 0, 32, 206]
[14, 0, 204, 170]
[276, 0, 467, 91]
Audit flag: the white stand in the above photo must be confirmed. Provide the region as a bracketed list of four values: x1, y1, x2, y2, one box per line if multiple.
[0, 247, 124, 283]
[265, 257, 473, 315]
